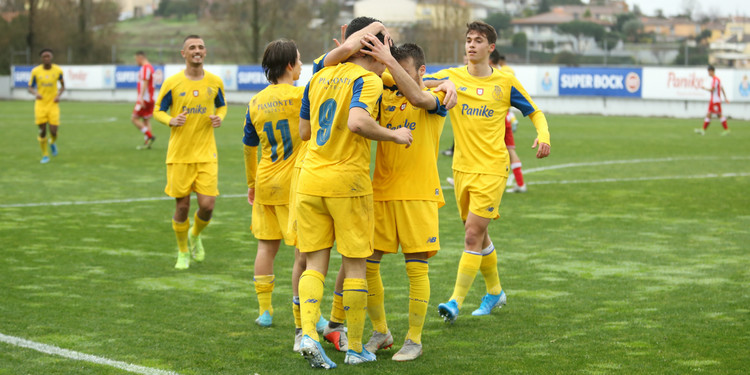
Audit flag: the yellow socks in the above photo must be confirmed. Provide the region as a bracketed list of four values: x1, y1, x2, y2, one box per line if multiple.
[299, 270, 325, 340]
[330, 292, 346, 324]
[172, 219, 190, 253]
[293, 296, 301, 329]
[366, 260, 388, 334]
[254, 274, 275, 316]
[479, 243, 503, 295]
[450, 250, 482, 307]
[49, 133, 57, 144]
[38, 136, 48, 157]
[343, 278, 368, 353]
[405, 260, 429, 344]
[192, 211, 210, 236]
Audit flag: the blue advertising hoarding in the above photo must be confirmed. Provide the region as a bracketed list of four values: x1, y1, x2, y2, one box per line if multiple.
[115, 65, 165, 89]
[559, 67, 642, 97]
[13, 66, 33, 88]
[237, 65, 269, 91]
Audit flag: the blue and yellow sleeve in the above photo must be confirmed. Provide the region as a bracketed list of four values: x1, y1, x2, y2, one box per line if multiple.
[509, 76, 539, 117]
[300, 81, 311, 121]
[154, 79, 174, 126]
[350, 74, 382, 117]
[427, 90, 448, 117]
[28, 69, 37, 88]
[312, 53, 328, 75]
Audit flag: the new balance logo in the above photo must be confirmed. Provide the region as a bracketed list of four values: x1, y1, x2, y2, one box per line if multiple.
[304, 299, 318, 303]
[385, 106, 396, 112]
[427, 237, 437, 243]
[487, 207, 495, 212]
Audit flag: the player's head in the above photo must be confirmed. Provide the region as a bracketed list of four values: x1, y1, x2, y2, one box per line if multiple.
[181, 35, 206, 67]
[39, 48, 53, 65]
[345, 16, 390, 75]
[465, 21, 496, 64]
[393, 43, 427, 84]
[490, 49, 504, 67]
[707, 64, 715, 76]
[262, 39, 302, 84]
[135, 50, 147, 66]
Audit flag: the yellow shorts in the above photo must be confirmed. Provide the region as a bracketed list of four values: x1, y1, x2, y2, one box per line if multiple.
[374, 200, 439, 257]
[454, 170, 506, 221]
[252, 203, 293, 246]
[287, 167, 301, 246]
[164, 162, 219, 198]
[35, 103, 60, 125]
[296, 193, 374, 258]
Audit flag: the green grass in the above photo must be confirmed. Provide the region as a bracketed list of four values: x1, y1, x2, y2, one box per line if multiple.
[1, 99, 749, 374]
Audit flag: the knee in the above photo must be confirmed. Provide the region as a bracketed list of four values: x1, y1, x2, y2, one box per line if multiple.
[464, 226, 484, 248]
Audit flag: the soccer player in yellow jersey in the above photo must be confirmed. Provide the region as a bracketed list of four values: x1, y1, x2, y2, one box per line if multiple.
[154, 35, 227, 270]
[425, 21, 551, 323]
[28, 48, 65, 164]
[244, 39, 304, 329]
[358, 38, 456, 361]
[296, 17, 412, 368]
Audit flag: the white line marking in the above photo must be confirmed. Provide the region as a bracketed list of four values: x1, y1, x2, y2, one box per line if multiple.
[0, 194, 246, 208]
[0, 332, 180, 375]
[527, 172, 750, 186]
[523, 156, 750, 175]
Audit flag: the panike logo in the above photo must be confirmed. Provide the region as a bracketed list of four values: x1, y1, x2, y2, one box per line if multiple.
[181, 104, 207, 114]
[461, 104, 494, 118]
[386, 119, 416, 130]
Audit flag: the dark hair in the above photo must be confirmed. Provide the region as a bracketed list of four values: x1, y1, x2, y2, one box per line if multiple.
[393, 43, 425, 71]
[262, 39, 298, 84]
[39, 48, 53, 56]
[135, 50, 146, 57]
[344, 16, 388, 55]
[707, 64, 715, 71]
[183, 34, 201, 43]
[466, 21, 497, 45]
[490, 50, 505, 64]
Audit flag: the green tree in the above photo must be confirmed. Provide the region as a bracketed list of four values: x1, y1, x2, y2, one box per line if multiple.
[622, 18, 644, 42]
[537, 0, 550, 14]
[512, 32, 527, 49]
[484, 12, 512, 39]
[557, 21, 604, 53]
[552, 51, 578, 65]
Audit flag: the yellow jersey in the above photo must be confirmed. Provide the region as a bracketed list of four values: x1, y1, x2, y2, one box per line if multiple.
[500, 65, 515, 76]
[154, 70, 227, 164]
[373, 74, 447, 205]
[298, 62, 382, 197]
[29, 64, 63, 104]
[243, 84, 304, 205]
[426, 66, 547, 176]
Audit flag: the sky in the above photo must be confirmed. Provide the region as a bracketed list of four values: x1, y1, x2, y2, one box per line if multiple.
[622, 0, 749, 18]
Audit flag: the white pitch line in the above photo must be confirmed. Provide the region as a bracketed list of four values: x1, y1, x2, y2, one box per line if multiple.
[523, 156, 750, 175]
[527, 172, 750, 186]
[0, 194, 246, 208]
[0, 332, 180, 375]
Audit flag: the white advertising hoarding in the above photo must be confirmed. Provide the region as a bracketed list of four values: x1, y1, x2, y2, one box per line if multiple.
[732, 70, 750, 102]
[513, 66, 538, 96]
[63, 65, 116, 89]
[536, 66, 558, 97]
[642, 67, 736, 101]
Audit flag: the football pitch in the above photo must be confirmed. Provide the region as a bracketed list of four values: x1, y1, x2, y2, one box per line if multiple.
[1, 100, 748, 374]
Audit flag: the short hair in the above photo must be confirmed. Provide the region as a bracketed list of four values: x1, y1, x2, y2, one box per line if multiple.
[262, 39, 298, 84]
[135, 51, 146, 57]
[183, 34, 201, 43]
[393, 43, 425, 71]
[39, 48, 53, 56]
[344, 16, 388, 54]
[707, 64, 715, 72]
[466, 20, 497, 45]
[490, 50, 504, 65]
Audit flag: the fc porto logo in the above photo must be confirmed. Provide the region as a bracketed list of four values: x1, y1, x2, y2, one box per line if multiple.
[400, 103, 407, 111]
[207, 87, 213, 96]
[476, 88, 484, 96]
[492, 85, 502, 101]
[193, 90, 199, 97]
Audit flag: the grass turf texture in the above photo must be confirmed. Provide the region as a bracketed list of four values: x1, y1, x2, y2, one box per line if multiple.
[1, 99, 749, 374]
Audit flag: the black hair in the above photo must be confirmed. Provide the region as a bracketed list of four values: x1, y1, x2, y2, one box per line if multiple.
[135, 50, 146, 56]
[707, 64, 715, 71]
[183, 34, 201, 43]
[344, 16, 388, 54]
[490, 49, 505, 65]
[466, 20, 497, 45]
[393, 43, 425, 71]
[39, 48, 53, 56]
[262, 39, 298, 84]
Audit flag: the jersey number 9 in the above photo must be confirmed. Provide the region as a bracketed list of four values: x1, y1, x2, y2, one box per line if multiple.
[317, 98, 337, 146]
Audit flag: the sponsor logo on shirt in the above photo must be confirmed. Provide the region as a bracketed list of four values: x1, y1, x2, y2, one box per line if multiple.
[181, 104, 207, 114]
[427, 237, 437, 243]
[400, 103, 407, 111]
[386, 119, 416, 130]
[459, 86, 468, 91]
[487, 207, 495, 212]
[460, 104, 495, 118]
[492, 85, 502, 100]
[193, 90, 199, 97]
[179, 92, 186, 96]
[385, 105, 396, 112]
[477, 88, 484, 96]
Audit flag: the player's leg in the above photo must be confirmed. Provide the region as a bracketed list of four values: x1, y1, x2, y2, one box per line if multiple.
[697, 109, 711, 135]
[37, 123, 50, 163]
[718, 109, 730, 135]
[364, 250, 393, 353]
[393, 252, 429, 361]
[450, 212, 490, 306]
[323, 266, 348, 352]
[173, 196, 191, 269]
[341, 255, 374, 364]
[292, 247, 305, 351]
[47, 105, 60, 156]
[254, 238, 280, 327]
[473, 229, 506, 316]
[143, 117, 156, 147]
[188, 192, 214, 261]
[507, 148, 527, 193]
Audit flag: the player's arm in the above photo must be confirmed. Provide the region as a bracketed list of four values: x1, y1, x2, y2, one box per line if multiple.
[509, 76, 550, 158]
[154, 83, 186, 126]
[722, 86, 729, 103]
[422, 72, 457, 107]
[27, 72, 41, 99]
[55, 74, 65, 103]
[299, 83, 312, 141]
[348, 107, 412, 146]
[360, 34, 439, 111]
[243, 106, 260, 205]
[209, 84, 227, 128]
[321, 21, 387, 67]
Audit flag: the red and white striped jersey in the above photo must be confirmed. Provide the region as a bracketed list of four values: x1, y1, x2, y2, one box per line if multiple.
[138, 63, 155, 103]
[709, 76, 722, 105]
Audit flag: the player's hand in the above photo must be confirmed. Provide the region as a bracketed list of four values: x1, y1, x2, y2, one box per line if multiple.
[170, 111, 188, 127]
[53, 95, 60, 103]
[532, 138, 550, 159]
[359, 34, 394, 64]
[392, 127, 413, 148]
[209, 115, 222, 128]
[333, 24, 347, 47]
[434, 80, 458, 110]
[725, 99, 730, 104]
[247, 188, 255, 205]
[35, 94, 43, 100]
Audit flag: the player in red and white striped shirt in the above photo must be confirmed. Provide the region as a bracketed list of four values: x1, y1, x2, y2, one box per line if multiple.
[696, 65, 730, 136]
[132, 51, 156, 148]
